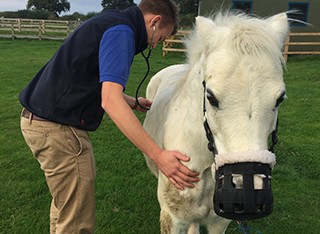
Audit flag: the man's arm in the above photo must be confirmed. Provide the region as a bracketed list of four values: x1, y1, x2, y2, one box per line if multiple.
[101, 81, 199, 190]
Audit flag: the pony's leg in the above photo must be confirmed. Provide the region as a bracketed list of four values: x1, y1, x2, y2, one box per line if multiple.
[160, 210, 191, 234]
[160, 210, 173, 234]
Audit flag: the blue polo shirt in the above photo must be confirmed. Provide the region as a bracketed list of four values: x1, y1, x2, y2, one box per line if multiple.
[99, 24, 135, 88]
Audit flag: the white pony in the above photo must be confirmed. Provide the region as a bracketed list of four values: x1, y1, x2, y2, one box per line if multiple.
[143, 12, 289, 233]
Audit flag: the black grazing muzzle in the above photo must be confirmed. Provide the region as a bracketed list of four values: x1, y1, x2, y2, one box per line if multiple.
[213, 162, 273, 220]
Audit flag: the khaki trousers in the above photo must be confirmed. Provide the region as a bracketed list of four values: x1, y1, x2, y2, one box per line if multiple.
[21, 111, 96, 234]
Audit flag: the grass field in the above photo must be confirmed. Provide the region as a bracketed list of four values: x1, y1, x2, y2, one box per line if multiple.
[0, 38, 319, 234]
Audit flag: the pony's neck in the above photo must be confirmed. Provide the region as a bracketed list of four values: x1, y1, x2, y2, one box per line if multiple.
[182, 55, 206, 95]
[174, 58, 206, 122]
[172, 59, 213, 160]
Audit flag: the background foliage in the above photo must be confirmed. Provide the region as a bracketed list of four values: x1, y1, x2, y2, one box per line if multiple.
[101, 0, 136, 10]
[27, 0, 71, 16]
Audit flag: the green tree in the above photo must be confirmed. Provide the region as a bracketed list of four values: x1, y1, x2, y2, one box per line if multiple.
[173, 0, 198, 14]
[27, 0, 70, 16]
[101, 0, 136, 10]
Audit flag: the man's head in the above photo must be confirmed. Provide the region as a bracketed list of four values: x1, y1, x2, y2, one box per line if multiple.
[139, 0, 179, 48]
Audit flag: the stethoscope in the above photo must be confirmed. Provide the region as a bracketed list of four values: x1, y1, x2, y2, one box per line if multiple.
[135, 25, 156, 111]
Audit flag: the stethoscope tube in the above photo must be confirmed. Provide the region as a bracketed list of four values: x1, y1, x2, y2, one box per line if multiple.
[135, 26, 156, 110]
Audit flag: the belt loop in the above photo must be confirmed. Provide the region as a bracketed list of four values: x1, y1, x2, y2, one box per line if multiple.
[20, 108, 25, 118]
[29, 111, 33, 124]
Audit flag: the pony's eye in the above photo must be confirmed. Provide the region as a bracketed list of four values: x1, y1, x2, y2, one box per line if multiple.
[275, 91, 286, 108]
[207, 89, 219, 108]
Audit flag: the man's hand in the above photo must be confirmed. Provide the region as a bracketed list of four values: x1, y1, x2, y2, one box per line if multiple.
[133, 97, 152, 112]
[154, 150, 200, 190]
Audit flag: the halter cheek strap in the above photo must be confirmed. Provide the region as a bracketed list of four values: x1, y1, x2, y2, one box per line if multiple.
[269, 119, 278, 153]
[202, 80, 218, 155]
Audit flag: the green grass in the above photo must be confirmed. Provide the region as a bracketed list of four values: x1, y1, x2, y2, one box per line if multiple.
[0, 38, 319, 233]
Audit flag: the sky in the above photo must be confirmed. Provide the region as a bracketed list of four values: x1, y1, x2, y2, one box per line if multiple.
[0, 0, 141, 15]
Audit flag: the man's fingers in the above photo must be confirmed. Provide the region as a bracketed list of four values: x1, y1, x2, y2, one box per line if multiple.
[158, 150, 200, 190]
[174, 153, 190, 162]
[175, 177, 196, 189]
[168, 169, 199, 190]
[179, 164, 200, 179]
[169, 177, 184, 190]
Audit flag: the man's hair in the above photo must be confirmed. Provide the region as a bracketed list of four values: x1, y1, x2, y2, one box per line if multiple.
[138, 0, 179, 35]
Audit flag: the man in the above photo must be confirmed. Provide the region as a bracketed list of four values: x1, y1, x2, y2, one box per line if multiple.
[20, 0, 199, 233]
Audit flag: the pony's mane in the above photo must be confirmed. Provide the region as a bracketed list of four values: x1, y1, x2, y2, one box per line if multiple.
[185, 11, 286, 66]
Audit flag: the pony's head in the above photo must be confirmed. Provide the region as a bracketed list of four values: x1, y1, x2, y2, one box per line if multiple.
[185, 12, 289, 220]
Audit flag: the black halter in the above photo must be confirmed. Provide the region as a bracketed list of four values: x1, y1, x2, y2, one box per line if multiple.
[202, 80, 218, 155]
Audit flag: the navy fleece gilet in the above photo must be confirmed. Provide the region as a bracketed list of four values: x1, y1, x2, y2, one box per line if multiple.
[19, 6, 148, 131]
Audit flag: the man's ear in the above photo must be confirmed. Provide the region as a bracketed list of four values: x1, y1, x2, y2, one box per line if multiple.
[151, 15, 162, 28]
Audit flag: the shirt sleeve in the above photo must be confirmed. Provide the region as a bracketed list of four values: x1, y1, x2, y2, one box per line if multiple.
[99, 24, 135, 88]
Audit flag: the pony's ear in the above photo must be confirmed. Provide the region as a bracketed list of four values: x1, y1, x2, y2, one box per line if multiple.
[195, 16, 216, 36]
[267, 13, 289, 46]
[193, 16, 216, 55]
[185, 16, 216, 65]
